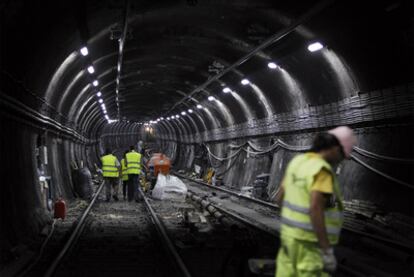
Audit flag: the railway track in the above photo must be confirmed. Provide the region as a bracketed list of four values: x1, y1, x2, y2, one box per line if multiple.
[176, 173, 414, 277]
[19, 181, 190, 277]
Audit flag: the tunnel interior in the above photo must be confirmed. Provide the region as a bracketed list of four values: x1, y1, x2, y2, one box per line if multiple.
[0, 0, 413, 274]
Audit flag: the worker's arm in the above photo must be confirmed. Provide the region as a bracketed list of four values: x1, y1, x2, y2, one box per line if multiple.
[310, 191, 330, 251]
[274, 184, 285, 207]
[273, 177, 285, 206]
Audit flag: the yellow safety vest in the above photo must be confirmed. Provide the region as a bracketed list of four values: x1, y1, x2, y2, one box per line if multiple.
[126, 151, 141, 175]
[280, 153, 344, 245]
[121, 158, 129, 181]
[101, 154, 119, 178]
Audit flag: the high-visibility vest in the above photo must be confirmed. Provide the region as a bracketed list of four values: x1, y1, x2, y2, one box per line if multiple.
[280, 153, 344, 245]
[101, 154, 119, 178]
[126, 151, 141, 175]
[121, 158, 129, 181]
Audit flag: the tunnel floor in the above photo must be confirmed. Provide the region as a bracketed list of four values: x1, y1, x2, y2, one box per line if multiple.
[14, 184, 277, 277]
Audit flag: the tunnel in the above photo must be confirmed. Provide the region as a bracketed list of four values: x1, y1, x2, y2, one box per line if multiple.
[0, 0, 413, 276]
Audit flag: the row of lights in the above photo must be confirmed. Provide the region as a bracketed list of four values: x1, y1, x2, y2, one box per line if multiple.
[133, 42, 324, 127]
[80, 46, 117, 123]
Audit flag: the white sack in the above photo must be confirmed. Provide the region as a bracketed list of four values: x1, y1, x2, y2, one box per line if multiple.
[152, 174, 188, 201]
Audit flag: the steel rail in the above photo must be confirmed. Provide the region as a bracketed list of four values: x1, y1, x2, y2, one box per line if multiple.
[179, 173, 414, 251]
[138, 188, 193, 277]
[186, 189, 372, 277]
[44, 181, 105, 277]
[175, 172, 280, 209]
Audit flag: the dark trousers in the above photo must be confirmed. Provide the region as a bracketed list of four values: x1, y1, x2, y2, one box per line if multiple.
[128, 174, 140, 201]
[122, 180, 128, 199]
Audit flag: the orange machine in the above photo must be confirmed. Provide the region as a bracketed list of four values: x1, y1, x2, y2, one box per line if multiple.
[147, 153, 171, 176]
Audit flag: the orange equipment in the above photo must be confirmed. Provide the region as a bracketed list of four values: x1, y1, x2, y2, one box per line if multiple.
[147, 153, 171, 176]
[54, 197, 66, 220]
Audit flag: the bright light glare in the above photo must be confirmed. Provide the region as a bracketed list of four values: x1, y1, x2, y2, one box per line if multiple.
[98, 99, 103, 103]
[208, 96, 215, 101]
[87, 66, 95, 74]
[188, 109, 193, 113]
[241, 79, 250, 85]
[176, 114, 180, 118]
[197, 104, 203, 109]
[307, 42, 324, 52]
[96, 91, 102, 97]
[167, 117, 170, 120]
[181, 111, 186, 115]
[101, 103, 106, 109]
[80, 47, 88, 56]
[93, 80, 99, 86]
[268, 62, 278, 69]
[222, 87, 231, 93]
[103, 110, 107, 114]
[105, 115, 109, 120]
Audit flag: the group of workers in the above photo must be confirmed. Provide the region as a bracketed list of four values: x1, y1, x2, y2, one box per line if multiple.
[100, 145, 143, 202]
[98, 125, 356, 276]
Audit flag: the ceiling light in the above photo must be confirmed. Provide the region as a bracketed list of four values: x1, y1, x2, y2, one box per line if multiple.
[105, 115, 109, 120]
[96, 92, 102, 97]
[160, 117, 164, 120]
[92, 80, 99, 86]
[167, 117, 170, 120]
[268, 62, 278, 69]
[197, 104, 203, 109]
[241, 79, 250, 85]
[208, 96, 215, 101]
[98, 99, 103, 103]
[176, 114, 180, 118]
[307, 42, 324, 52]
[80, 46, 88, 56]
[103, 110, 107, 114]
[181, 111, 186, 115]
[87, 65, 95, 74]
[222, 87, 231, 93]
[188, 109, 193, 113]
[101, 103, 106, 109]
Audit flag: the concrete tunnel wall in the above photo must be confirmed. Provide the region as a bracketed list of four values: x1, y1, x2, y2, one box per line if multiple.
[0, 0, 413, 265]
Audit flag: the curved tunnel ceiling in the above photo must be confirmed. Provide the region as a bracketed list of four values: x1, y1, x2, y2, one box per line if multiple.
[2, 0, 412, 139]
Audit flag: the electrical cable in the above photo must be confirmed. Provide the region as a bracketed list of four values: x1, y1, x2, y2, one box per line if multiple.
[353, 146, 414, 164]
[19, 219, 57, 276]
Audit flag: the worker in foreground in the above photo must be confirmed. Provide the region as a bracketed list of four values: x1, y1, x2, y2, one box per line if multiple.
[275, 126, 357, 276]
[121, 151, 129, 201]
[126, 145, 142, 202]
[101, 148, 120, 202]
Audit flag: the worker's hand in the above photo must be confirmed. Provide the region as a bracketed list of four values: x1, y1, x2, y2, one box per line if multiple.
[321, 248, 337, 273]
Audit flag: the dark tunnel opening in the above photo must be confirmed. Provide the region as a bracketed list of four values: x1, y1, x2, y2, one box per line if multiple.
[0, 0, 413, 276]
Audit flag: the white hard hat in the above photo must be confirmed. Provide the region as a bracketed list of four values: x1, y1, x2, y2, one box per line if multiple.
[328, 126, 357, 158]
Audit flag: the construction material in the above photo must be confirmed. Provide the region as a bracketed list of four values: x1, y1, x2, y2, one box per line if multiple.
[152, 174, 188, 201]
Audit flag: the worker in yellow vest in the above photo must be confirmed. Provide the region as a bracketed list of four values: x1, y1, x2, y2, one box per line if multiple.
[126, 145, 142, 202]
[275, 126, 356, 276]
[121, 151, 129, 201]
[100, 148, 120, 202]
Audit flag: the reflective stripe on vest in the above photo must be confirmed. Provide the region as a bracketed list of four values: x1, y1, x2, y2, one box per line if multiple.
[101, 154, 119, 178]
[280, 217, 341, 236]
[280, 153, 343, 244]
[283, 200, 343, 220]
[126, 151, 141, 174]
[121, 159, 129, 181]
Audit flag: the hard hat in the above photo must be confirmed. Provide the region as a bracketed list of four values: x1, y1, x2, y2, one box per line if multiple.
[328, 126, 357, 158]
